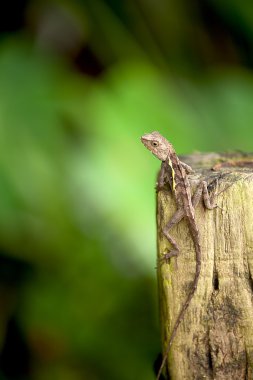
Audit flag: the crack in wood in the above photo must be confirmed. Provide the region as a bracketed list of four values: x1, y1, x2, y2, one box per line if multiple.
[212, 269, 219, 291]
[245, 350, 248, 380]
[207, 343, 214, 374]
[247, 265, 253, 295]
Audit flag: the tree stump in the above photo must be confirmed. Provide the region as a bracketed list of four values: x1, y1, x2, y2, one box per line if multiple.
[157, 152, 253, 380]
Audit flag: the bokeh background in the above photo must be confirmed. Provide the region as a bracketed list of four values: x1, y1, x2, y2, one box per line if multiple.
[0, 1, 253, 379]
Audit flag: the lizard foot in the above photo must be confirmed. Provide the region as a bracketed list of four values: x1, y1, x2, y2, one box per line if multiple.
[158, 249, 179, 266]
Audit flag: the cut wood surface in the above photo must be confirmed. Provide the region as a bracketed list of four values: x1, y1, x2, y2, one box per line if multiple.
[157, 152, 253, 380]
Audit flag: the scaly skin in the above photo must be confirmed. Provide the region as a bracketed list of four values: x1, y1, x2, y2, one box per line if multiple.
[141, 131, 217, 380]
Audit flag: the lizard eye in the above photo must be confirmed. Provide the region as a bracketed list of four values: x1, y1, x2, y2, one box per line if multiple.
[152, 141, 159, 147]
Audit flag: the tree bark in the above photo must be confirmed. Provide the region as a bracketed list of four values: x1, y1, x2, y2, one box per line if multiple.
[157, 152, 253, 380]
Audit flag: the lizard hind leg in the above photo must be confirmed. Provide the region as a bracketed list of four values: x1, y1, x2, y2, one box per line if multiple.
[192, 179, 218, 210]
[160, 208, 184, 265]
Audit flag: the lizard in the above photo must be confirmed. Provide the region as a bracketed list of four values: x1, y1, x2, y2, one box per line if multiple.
[140, 131, 219, 380]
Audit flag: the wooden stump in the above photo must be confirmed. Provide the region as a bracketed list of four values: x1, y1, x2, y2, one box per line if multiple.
[157, 152, 253, 380]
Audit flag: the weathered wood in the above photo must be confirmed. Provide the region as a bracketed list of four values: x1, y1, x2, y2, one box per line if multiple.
[157, 152, 253, 380]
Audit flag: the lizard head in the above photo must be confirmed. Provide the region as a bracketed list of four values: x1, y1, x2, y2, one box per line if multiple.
[140, 131, 172, 161]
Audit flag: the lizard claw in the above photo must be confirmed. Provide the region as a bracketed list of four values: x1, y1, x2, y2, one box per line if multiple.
[156, 184, 163, 192]
[216, 204, 226, 213]
[156, 181, 169, 192]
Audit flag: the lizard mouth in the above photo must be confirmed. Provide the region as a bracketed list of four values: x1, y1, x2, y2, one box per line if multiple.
[140, 136, 148, 146]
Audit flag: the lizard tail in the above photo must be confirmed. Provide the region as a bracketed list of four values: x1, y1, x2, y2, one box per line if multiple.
[156, 254, 201, 380]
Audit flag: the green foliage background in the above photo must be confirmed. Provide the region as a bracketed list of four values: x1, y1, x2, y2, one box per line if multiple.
[0, 1, 252, 379]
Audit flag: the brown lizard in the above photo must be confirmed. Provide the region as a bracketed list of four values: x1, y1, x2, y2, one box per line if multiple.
[141, 131, 218, 380]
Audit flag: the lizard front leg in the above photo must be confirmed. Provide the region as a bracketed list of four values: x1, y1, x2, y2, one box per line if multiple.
[180, 161, 194, 174]
[157, 161, 172, 192]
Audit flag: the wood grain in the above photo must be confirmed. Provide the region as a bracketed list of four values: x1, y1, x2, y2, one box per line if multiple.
[157, 153, 253, 380]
